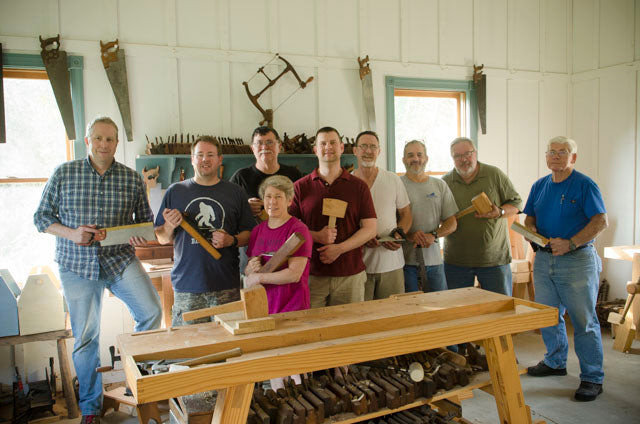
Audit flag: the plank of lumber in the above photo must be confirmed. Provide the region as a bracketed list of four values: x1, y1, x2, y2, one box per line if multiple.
[215, 313, 275, 335]
[98, 222, 156, 246]
[603, 245, 640, 261]
[176, 347, 242, 367]
[258, 232, 306, 274]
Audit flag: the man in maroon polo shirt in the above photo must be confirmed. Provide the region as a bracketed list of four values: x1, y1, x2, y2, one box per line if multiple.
[289, 126, 377, 307]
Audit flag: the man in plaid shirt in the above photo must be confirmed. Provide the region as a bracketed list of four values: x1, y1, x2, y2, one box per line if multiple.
[34, 116, 162, 424]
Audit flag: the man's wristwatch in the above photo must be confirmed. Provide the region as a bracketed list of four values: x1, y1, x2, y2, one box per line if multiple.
[231, 234, 238, 248]
[430, 231, 438, 242]
[498, 207, 506, 218]
[568, 238, 577, 251]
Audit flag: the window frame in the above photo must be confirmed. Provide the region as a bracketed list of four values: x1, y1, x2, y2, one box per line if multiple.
[2, 52, 85, 159]
[385, 76, 478, 172]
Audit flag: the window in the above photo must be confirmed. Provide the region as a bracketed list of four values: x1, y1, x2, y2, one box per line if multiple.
[0, 54, 84, 284]
[385, 77, 477, 174]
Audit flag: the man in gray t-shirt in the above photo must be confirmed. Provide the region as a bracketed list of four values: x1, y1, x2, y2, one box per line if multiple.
[401, 140, 458, 292]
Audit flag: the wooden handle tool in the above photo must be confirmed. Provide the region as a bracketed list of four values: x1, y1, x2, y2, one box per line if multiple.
[182, 284, 269, 322]
[454, 192, 493, 219]
[322, 198, 347, 229]
[179, 215, 221, 260]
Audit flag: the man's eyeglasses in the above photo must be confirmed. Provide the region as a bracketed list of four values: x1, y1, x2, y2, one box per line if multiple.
[253, 140, 277, 147]
[357, 144, 379, 151]
[546, 150, 570, 157]
[453, 150, 475, 160]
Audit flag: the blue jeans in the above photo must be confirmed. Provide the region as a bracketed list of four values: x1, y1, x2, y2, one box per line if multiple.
[533, 247, 604, 384]
[444, 263, 512, 296]
[403, 264, 447, 292]
[59, 259, 162, 415]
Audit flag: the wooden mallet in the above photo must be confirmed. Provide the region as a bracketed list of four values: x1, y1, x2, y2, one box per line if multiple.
[322, 198, 347, 229]
[181, 232, 307, 323]
[454, 192, 493, 219]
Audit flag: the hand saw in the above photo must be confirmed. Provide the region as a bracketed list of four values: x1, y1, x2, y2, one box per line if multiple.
[93, 222, 156, 246]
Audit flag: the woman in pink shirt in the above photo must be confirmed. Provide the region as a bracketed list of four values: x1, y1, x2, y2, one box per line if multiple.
[245, 175, 312, 313]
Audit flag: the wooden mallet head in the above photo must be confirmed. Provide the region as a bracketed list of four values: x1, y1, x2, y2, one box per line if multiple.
[322, 198, 347, 229]
[455, 192, 493, 219]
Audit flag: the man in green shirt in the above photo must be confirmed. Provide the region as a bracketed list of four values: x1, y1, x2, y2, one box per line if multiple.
[442, 137, 522, 295]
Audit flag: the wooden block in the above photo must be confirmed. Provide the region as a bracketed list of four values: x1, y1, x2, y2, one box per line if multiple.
[0, 272, 19, 337]
[241, 284, 269, 320]
[510, 259, 530, 273]
[603, 245, 640, 262]
[511, 222, 549, 247]
[215, 312, 275, 335]
[18, 274, 65, 336]
[513, 272, 531, 284]
[97, 222, 156, 246]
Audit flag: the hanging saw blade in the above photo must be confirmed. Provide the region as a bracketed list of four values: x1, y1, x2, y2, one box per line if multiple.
[101, 40, 133, 141]
[40, 35, 76, 140]
[358, 55, 376, 131]
[473, 64, 487, 134]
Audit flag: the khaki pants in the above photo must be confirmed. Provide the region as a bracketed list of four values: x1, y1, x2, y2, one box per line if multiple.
[309, 271, 366, 308]
[364, 268, 405, 300]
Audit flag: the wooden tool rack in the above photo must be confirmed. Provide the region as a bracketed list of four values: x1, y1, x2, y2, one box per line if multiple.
[118, 288, 557, 423]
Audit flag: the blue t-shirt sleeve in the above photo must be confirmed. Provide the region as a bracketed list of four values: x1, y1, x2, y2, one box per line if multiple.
[582, 178, 606, 218]
[523, 180, 540, 217]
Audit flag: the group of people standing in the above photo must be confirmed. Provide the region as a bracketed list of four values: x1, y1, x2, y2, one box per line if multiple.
[33, 116, 608, 423]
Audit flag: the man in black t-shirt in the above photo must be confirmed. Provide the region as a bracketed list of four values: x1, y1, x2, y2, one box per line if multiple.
[230, 126, 302, 277]
[230, 126, 302, 218]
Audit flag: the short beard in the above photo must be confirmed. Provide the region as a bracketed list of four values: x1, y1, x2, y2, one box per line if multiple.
[406, 163, 425, 175]
[455, 163, 477, 178]
[360, 160, 376, 168]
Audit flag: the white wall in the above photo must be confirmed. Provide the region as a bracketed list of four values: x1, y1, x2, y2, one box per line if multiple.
[0, 0, 634, 382]
[571, 0, 640, 299]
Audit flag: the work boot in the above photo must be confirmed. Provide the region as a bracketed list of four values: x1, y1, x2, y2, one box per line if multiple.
[526, 360, 567, 377]
[574, 381, 603, 402]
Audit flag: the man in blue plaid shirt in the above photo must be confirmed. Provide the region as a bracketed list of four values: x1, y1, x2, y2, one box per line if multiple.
[34, 116, 162, 424]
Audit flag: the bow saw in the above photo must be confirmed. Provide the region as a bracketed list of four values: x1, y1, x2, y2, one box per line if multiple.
[242, 54, 313, 127]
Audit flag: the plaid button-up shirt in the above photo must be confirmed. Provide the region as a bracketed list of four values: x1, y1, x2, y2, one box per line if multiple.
[34, 158, 153, 280]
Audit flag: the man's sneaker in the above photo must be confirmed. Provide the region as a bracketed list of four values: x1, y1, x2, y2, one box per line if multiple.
[574, 381, 603, 402]
[527, 360, 567, 377]
[80, 415, 100, 424]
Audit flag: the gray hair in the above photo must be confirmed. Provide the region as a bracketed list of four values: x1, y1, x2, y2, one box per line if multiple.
[547, 136, 578, 154]
[403, 140, 427, 157]
[259, 175, 294, 200]
[450, 137, 475, 153]
[86, 116, 118, 140]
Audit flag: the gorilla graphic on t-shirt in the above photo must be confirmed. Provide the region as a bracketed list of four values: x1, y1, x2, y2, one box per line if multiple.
[184, 197, 226, 242]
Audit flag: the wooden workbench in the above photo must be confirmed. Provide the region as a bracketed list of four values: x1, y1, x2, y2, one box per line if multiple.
[118, 288, 557, 423]
[0, 329, 79, 419]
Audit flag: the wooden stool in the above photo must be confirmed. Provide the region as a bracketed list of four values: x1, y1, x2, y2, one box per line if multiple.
[102, 386, 162, 424]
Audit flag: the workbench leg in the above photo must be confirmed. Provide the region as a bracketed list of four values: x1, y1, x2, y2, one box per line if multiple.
[211, 383, 255, 424]
[162, 274, 174, 328]
[612, 319, 635, 353]
[484, 335, 531, 424]
[57, 337, 79, 419]
[137, 402, 162, 424]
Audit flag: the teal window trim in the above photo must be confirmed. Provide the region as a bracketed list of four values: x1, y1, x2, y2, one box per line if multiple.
[385, 76, 478, 172]
[3, 52, 85, 158]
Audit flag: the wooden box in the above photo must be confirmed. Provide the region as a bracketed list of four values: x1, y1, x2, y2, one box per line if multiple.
[18, 274, 66, 336]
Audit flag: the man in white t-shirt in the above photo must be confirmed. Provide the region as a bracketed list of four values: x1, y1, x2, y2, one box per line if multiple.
[401, 140, 458, 292]
[352, 131, 412, 300]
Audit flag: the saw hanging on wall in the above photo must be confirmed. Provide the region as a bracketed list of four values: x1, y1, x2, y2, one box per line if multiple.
[40, 35, 76, 140]
[0, 43, 5, 143]
[473, 64, 487, 134]
[242, 54, 313, 127]
[358, 55, 376, 131]
[100, 40, 134, 141]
